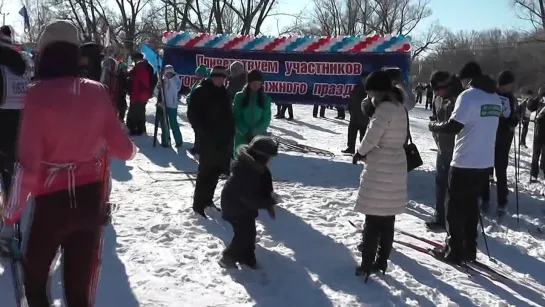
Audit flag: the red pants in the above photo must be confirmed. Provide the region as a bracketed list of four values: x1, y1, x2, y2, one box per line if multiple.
[24, 182, 104, 307]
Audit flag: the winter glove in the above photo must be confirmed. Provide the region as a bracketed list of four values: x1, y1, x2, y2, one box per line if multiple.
[267, 206, 276, 219]
[352, 152, 365, 164]
[428, 121, 438, 132]
[429, 115, 437, 121]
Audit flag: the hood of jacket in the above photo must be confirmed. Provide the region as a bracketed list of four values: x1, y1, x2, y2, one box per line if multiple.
[234, 146, 266, 174]
[0, 45, 26, 76]
[469, 75, 496, 94]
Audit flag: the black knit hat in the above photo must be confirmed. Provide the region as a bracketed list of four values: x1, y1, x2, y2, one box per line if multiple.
[0, 25, 12, 45]
[382, 67, 401, 82]
[498, 70, 515, 86]
[248, 136, 278, 158]
[209, 65, 228, 78]
[247, 69, 263, 83]
[430, 70, 452, 90]
[459, 61, 482, 80]
[365, 70, 392, 92]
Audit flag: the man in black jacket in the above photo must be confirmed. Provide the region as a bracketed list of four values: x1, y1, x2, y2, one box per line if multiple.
[428, 62, 502, 264]
[527, 87, 545, 182]
[342, 72, 369, 154]
[0, 25, 30, 200]
[79, 42, 103, 81]
[481, 71, 519, 216]
[187, 66, 235, 218]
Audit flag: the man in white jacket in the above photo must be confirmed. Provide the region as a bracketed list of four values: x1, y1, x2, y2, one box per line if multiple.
[161, 65, 183, 147]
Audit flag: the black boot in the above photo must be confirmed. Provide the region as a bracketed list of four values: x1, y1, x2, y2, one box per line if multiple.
[355, 225, 380, 282]
[425, 219, 446, 231]
[193, 206, 208, 218]
[374, 217, 394, 275]
[341, 148, 355, 154]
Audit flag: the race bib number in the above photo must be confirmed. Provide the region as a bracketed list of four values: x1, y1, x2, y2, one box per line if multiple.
[11, 80, 29, 95]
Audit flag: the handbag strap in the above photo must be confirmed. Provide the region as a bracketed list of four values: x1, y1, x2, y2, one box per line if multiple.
[404, 108, 412, 145]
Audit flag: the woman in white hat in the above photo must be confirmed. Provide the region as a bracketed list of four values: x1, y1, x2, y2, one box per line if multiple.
[161, 64, 183, 146]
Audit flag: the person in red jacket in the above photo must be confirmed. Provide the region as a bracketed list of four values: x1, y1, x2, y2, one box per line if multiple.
[127, 52, 151, 135]
[0, 20, 135, 307]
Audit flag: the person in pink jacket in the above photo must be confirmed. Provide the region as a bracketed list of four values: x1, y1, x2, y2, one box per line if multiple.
[1, 20, 136, 306]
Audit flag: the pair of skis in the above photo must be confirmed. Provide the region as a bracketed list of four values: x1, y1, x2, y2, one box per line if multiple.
[394, 228, 508, 282]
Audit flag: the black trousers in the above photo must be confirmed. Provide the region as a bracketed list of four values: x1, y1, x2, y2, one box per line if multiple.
[425, 95, 433, 110]
[416, 93, 423, 104]
[25, 183, 104, 307]
[360, 215, 395, 268]
[0, 109, 21, 195]
[313, 105, 325, 117]
[531, 134, 545, 178]
[445, 166, 490, 262]
[127, 102, 147, 136]
[116, 95, 128, 122]
[224, 215, 257, 266]
[193, 164, 222, 209]
[336, 107, 345, 119]
[521, 118, 529, 145]
[346, 122, 367, 150]
[481, 133, 513, 207]
[280, 104, 293, 118]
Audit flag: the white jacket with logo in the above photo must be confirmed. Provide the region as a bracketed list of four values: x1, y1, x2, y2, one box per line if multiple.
[162, 74, 182, 109]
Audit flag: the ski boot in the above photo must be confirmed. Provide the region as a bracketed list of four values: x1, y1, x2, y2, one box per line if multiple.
[341, 148, 355, 155]
[218, 254, 238, 269]
[481, 201, 490, 213]
[425, 219, 446, 231]
[496, 206, 507, 220]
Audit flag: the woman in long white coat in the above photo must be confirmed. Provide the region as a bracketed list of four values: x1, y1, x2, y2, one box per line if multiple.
[352, 70, 408, 279]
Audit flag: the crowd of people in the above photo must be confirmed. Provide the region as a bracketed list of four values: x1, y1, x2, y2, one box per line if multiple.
[0, 18, 539, 305]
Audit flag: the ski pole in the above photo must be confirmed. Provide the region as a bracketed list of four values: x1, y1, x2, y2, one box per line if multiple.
[478, 209, 496, 263]
[515, 122, 521, 224]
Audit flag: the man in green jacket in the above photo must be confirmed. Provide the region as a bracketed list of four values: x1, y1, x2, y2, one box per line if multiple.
[232, 70, 272, 156]
[186, 64, 208, 105]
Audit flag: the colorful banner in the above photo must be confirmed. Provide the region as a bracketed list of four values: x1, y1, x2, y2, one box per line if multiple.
[163, 47, 411, 105]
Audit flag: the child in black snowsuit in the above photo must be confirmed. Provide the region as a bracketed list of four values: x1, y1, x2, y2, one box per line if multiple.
[219, 136, 278, 269]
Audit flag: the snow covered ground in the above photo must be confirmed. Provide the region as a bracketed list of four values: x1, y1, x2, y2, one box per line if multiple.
[2, 101, 545, 306]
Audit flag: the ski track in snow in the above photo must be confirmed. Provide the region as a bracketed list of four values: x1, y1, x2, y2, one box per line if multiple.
[1, 102, 545, 306]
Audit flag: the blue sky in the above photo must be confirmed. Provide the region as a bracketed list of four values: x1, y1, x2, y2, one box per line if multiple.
[1, 0, 535, 38]
[264, 0, 533, 35]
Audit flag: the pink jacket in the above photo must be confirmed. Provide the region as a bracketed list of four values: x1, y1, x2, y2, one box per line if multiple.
[4, 77, 136, 225]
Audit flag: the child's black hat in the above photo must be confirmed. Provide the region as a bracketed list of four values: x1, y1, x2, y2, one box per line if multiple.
[248, 136, 278, 158]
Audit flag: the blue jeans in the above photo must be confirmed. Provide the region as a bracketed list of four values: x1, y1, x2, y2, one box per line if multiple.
[435, 151, 453, 223]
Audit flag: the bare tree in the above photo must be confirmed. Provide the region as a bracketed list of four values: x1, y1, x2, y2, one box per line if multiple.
[20, 0, 56, 43]
[513, 0, 545, 30]
[292, 0, 441, 55]
[413, 28, 545, 90]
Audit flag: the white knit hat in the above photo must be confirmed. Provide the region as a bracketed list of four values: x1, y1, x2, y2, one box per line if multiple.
[37, 20, 80, 52]
[164, 65, 175, 74]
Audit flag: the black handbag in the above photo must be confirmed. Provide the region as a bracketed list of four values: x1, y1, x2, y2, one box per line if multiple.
[404, 109, 423, 172]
